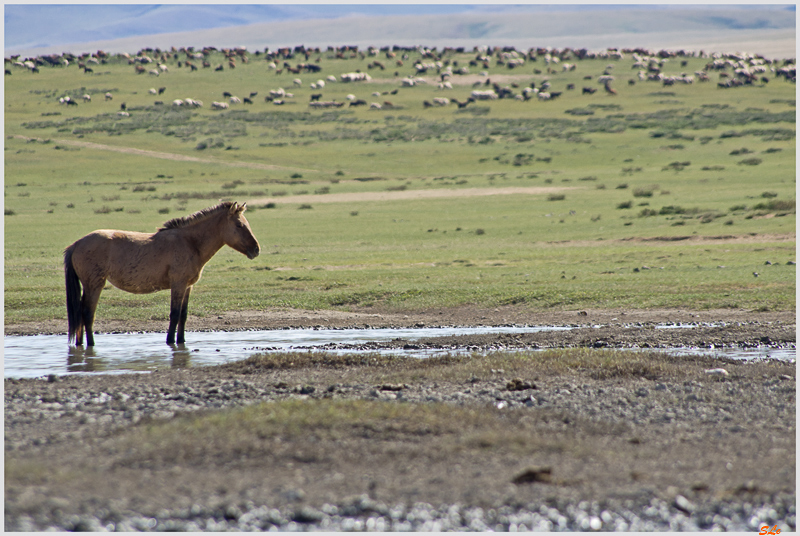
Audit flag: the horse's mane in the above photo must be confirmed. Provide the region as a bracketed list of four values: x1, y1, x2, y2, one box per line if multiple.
[157, 201, 234, 232]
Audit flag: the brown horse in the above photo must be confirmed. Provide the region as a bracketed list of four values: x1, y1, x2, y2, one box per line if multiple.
[64, 201, 260, 346]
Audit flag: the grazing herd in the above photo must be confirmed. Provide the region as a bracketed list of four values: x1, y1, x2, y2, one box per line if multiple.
[6, 43, 795, 114]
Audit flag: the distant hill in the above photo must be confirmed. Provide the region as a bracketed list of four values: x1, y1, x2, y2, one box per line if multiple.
[6, 5, 796, 59]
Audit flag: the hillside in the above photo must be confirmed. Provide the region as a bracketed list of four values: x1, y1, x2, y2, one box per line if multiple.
[7, 7, 796, 59]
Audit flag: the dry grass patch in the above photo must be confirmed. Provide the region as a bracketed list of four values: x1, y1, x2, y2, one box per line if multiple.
[108, 399, 582, 471]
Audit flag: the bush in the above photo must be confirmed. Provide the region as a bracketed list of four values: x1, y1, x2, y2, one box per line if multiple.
[298, 204, 313, 210]
[752, 199, 795, 212]
[761, 191, 778, 198]
[617, 201, 633, 209]
[547, 193, 565, 201]
[738, 158, 762, 166]
[4, 209, 15, 216]
[633, 185, 659, 198]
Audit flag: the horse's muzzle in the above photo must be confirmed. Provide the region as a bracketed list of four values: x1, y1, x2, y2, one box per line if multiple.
[246, 247, 260, 259]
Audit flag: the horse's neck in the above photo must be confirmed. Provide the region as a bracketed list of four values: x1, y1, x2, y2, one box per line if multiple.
[181, 214, 227, 261]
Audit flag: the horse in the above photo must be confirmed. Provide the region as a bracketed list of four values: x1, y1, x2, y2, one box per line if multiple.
[64, 201, 260, 346]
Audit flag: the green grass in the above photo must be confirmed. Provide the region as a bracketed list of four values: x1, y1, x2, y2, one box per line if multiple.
[4, 48, 795, 325]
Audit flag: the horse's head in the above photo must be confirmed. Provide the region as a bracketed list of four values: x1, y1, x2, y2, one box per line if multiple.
[225, 202, 260, 259]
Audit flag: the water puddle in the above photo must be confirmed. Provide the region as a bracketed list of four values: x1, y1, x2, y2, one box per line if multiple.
[4, 325, 795, 379]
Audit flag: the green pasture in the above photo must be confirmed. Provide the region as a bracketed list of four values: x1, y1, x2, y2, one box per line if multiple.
[4, 47, 795, 325]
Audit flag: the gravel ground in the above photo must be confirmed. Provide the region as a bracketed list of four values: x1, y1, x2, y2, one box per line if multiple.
[4, 307, 796, 532]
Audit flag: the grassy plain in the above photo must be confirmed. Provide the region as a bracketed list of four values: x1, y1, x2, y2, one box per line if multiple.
[4, 47, 795, 326]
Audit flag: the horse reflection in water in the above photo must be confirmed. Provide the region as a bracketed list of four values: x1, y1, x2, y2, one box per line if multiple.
[66, 344, 193, 372]
[67, 346, 99, 373]
[64, 201, 260, 346]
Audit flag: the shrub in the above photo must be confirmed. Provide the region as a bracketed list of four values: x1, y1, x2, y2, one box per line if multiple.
[617, 201, 633, 209]
[94, 206, 111, 214]
[752, 199, 795, 212]
[659, 205, 687, 215]
[761, 191, 778, 198]
[616, 183, 628, 189]
[547, 193, 565, 201]
[475, 228, 486, 235]
[633, 185, 659, 198]
[4, 209, 15, 216]
[298, 204, 313, 210]
[158, 207, 170, 214]
[738, 158, 762, 166]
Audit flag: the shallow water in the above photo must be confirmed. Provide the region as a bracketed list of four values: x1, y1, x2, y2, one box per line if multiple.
[4, 325, 795, 379]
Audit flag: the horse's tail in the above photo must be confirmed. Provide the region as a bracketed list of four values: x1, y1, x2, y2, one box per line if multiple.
[64, 244, 82, 344]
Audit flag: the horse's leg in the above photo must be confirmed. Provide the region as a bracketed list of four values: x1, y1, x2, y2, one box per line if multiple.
[80, 280, 104, 347]
[167, 286, 187, 345]
[176, 286, 192, 344]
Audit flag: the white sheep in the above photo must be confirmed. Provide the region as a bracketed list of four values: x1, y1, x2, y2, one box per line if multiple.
[471, 90, 498, 100]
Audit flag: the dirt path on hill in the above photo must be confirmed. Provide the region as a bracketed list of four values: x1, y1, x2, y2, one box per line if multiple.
[14, 135, 316, 173]
[250, 185, 579, 205]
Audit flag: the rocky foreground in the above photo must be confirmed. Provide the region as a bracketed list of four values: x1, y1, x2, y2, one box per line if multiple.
[4, 308, 796, 531]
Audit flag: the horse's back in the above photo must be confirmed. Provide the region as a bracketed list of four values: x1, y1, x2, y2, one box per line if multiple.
[69, 229, 174, 293]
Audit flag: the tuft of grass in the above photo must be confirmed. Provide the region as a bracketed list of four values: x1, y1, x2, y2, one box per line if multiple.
[220, 348, 720, 383]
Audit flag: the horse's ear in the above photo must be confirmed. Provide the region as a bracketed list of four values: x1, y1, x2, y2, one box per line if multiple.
[240, 202, 247, 213]
[228, 202, 239, 215]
